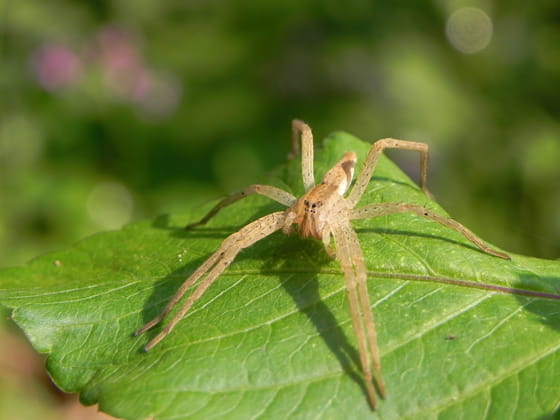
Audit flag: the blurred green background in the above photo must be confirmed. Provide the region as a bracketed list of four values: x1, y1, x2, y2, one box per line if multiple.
[2, 1, 560, 269]
[0, 1, 559, 417]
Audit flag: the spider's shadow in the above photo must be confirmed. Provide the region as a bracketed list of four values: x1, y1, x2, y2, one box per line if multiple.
[148, 214, 369, 402]
[258, 235, 372, 403]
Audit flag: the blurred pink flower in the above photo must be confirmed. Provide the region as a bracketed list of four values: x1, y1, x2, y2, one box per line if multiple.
[96, 27, 147, 99]
[29, 26, 182, 119]
[30, 44, 83, 91]
[134, 72, 182, 119]
[94, 26, 182, 118]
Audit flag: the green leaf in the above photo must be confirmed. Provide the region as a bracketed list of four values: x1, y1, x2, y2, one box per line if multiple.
[1, 132, 559, 419]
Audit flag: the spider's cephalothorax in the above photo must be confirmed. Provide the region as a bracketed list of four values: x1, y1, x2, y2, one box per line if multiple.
[135, 120, 510, 410]
[284, 151, 356, 240]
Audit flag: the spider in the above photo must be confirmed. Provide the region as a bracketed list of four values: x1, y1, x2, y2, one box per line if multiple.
[135, 120, 510, 409]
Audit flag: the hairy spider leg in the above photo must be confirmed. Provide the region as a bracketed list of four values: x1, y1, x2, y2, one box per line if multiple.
[185, 120, 314, 231]
[136, 211, 286, 350]
[348, 138, 432, 207]
[290, 119, 315, 191]
[351, 203, 510, 259]
[331, 222, 385, 409]
[185, 184, 295, 230]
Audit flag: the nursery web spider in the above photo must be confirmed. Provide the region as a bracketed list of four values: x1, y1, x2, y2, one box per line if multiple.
[135, 120, 510, 409]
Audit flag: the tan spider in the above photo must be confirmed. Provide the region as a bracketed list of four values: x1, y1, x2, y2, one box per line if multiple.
[135, 120, 510, 409]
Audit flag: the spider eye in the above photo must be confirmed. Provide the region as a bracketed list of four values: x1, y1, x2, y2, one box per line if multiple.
[303, 200, 323, 213]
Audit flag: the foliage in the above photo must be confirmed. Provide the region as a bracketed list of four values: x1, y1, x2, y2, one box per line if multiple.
[2, 1, 560, 273]
[1, 133, 559, 419]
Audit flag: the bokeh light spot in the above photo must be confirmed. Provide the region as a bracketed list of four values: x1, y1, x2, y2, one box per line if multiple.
[446, 7, 493, 54]
[86, 181, 134, 230]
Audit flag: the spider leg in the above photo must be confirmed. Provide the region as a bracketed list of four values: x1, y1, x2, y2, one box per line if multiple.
[321, 229, 336, 258]
[348, 138, 431, 207]
[351, 203, 510, 259]
[137, 211, 287, 351]
[185, 184, 295, 229]
[331, 222, 385, 409]
[134, 249, 221, 337]
[289, 119, 315, 191]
